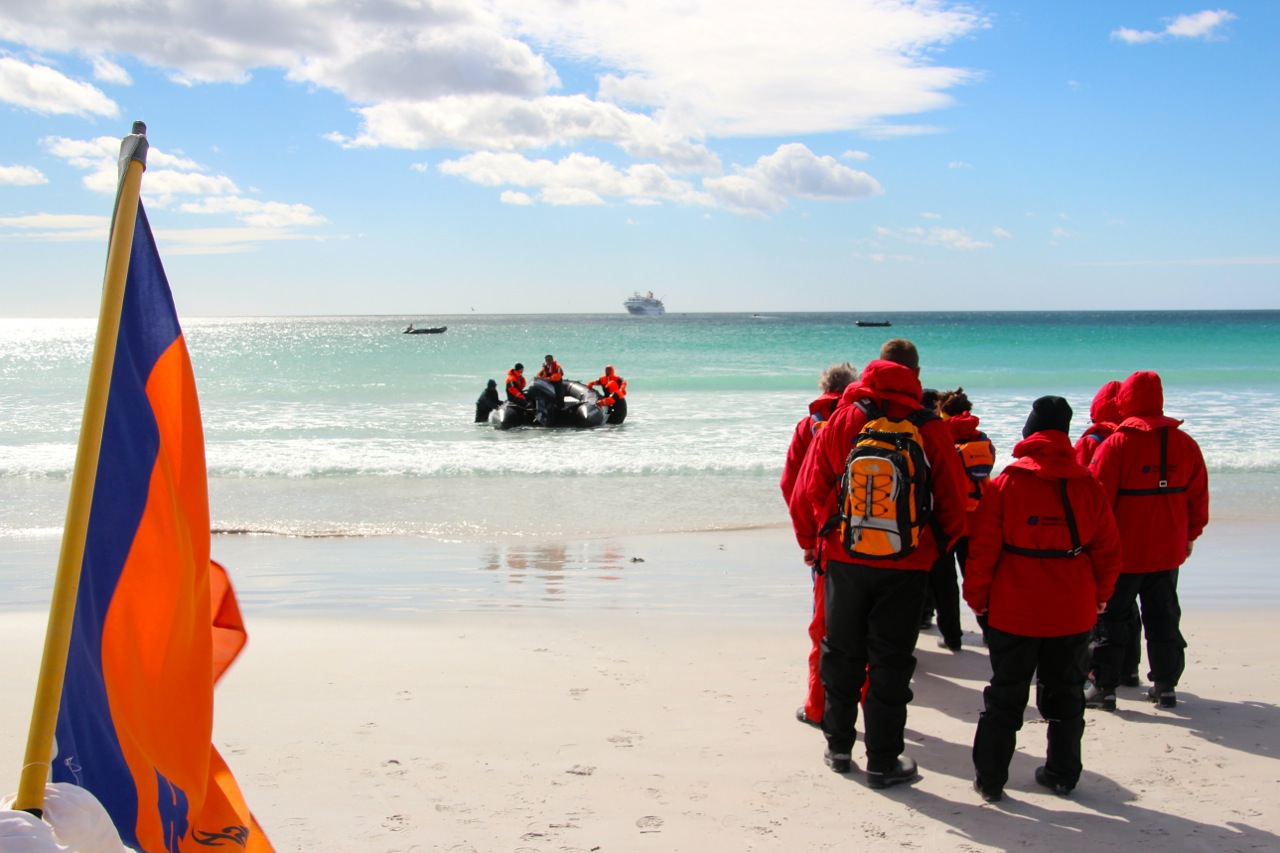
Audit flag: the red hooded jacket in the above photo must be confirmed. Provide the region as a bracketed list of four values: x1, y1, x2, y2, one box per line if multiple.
[1090, 371, 1209, 574]
[946, 410, 996, 533]
[963, 430, 1122, 637]
[789, 360, 969, 571]
[1074, 380, 1121, 467]
[780, 391, 843, 504]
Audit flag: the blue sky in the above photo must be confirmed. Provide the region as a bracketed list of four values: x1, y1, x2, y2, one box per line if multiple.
[1, 2, 1276, 316]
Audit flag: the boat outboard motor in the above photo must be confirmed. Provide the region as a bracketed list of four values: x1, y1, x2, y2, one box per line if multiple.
[526, 377, 557, 426]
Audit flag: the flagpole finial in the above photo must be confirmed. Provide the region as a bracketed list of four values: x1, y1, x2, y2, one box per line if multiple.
[118, 122, 149, 183]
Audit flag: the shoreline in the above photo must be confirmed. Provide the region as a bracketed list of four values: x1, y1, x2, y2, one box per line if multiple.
[2, 519, 1277, 619]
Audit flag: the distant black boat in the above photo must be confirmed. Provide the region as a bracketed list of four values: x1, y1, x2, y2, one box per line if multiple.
[404, 325, 447, 334]
[855, 320, 891, 327]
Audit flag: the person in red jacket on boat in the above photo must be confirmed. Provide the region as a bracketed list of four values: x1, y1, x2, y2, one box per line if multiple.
[963, 396, 1122, 802]
[504, 363, 527, 403]
[1085, 371, 1209, 711]
[780, 361, 858, 729]
[789, 340, 969, 788]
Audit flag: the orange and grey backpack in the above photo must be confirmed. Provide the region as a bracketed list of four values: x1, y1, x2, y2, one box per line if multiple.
[820, 400, 939, 560]
[956, 431, 996, 513]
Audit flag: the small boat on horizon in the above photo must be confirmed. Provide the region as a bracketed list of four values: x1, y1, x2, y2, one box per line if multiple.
[855, 320, 892, 327]
[404, 324, 447, 334]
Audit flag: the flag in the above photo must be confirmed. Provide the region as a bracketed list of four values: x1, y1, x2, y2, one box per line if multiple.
[51, 202, 271, 852]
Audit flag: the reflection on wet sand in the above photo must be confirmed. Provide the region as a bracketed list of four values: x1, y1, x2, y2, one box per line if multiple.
[479, 542, 628, 602]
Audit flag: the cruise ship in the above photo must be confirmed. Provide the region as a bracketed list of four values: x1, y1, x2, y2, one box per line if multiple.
[624, 291, 665, 315]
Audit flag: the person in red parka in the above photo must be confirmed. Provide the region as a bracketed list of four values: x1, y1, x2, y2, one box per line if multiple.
[928, 388, 996, 651]
[963, 396, 1122, 801]
[790, 340, 969, 787]
[1085, 371, 1209, 710]
[781, 361, 858, 729]
[1076, 380, 1143, 687]
[1074, 380, 1121, 467]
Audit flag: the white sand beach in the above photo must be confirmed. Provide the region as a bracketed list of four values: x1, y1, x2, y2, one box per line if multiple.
[2, 527, 1278, 852]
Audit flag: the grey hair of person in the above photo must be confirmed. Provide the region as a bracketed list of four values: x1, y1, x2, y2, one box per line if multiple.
[819, 362, 858, 394]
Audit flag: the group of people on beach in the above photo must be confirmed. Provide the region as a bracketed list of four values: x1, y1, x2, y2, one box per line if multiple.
[474, 354, 628, 425]
[781, 338, 1209, 801]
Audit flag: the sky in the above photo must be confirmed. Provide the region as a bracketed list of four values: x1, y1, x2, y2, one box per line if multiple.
[1, 1, 1277, 316]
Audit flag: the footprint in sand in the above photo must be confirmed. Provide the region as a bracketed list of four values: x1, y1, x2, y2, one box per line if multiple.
[566, 765, 596, 776]
[382, 814, 411, 832]
[636, 815, 663, 832]
[608, 732, 643, 748]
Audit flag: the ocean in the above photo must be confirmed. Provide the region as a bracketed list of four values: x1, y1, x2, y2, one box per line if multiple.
[2, 310, 1278, 611]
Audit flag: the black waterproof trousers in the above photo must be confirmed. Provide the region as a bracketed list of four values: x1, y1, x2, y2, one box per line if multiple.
[821, 561, 927, 772]
[973, 628, 1091, 793]
[926, 548, 963, 647]
[1092, 568, 1186, 691]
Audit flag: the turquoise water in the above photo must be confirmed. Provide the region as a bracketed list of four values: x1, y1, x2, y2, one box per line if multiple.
[2, 311, 1278, 541]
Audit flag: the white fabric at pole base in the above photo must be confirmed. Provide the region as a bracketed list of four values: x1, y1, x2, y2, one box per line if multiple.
[0, 784, 127, 853]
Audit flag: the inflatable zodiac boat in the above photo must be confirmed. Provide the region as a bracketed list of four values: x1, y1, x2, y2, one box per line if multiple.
[489, 378, 628, 430]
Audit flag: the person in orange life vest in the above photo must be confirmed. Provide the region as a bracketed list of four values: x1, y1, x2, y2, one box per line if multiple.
[780, 362, 859, 729]
[591, 365, 627, 406]
[1074, 380, 1142, 687]
[789, 339, 969, 785]
[963, 396, 1122, 802]
[927, 388, 997, 652]
[537, 354, 563, 382]
[1085, 371, 1209, 711]
[505, 363, 527, 403]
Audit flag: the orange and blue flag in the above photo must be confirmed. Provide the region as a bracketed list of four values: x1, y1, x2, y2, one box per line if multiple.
[52, 202, 270, 852]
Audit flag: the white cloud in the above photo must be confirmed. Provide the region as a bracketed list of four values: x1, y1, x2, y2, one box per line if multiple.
[500, 190, 532, 205]
[334, 94, 720, 172]
[153, 227, 325, 255]
[34, 133, 328, 249]
[921, 211, 941, 219]
[42, 135, 240, 198]
[1112, 9, 1236, 44]
[876, 225, 992, 250]
[704, 143, 882, 215]
[177, 197, 328, 228]
[0, 56, 117, 116]
[0, 164, 47, 185]
[0, 212, 108, 240]
[948, 160, 973, 169]
[439, 150, 710, 208]
[0, 2, 983, 156]
[438, 142, 877, 216]
[992, 226, 1012, 240]
[90, 55, 131, 85]
[842, 150, 871, 160]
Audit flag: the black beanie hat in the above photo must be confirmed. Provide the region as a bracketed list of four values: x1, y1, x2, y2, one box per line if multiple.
[1023, 395, 1073, 438]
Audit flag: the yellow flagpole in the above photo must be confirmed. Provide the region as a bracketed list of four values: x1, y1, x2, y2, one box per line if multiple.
[14, 123, 149, 816]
